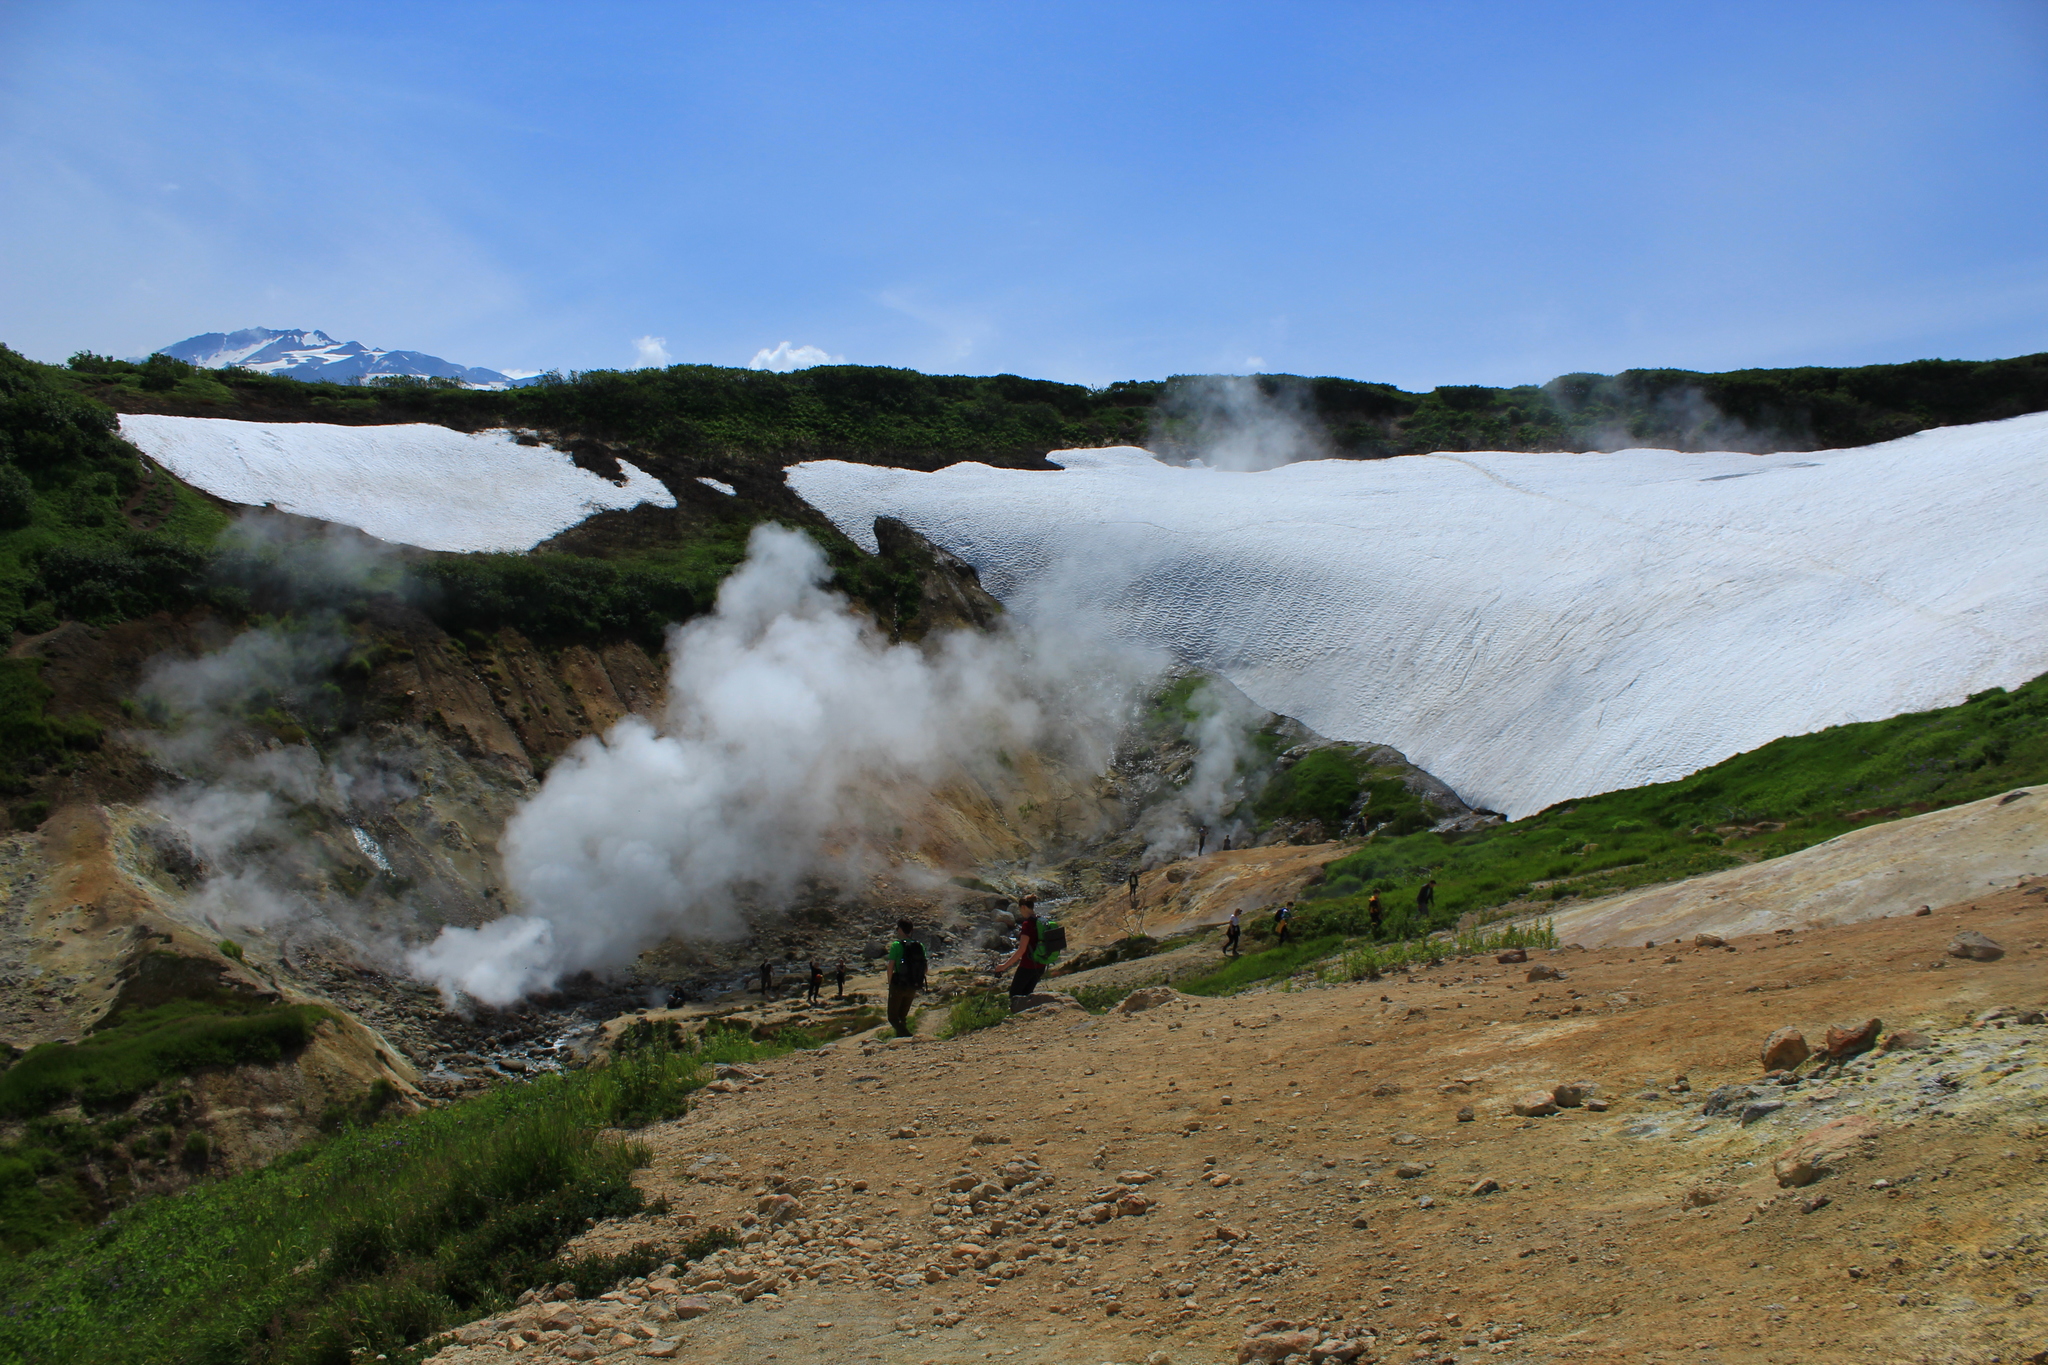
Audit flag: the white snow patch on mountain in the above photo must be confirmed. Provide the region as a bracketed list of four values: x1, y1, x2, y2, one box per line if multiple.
[788, 412, 2048, 818]
[119, 415, 676, 553]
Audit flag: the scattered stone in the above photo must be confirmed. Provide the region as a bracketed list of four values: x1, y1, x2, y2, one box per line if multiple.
[1117, 986, 1182, 1013]
[1879, 1028, 1933, 1052]
[1080, 1202, 1115, 1224]
[671, 1296, 714, 1320]
[1390, 1132, 1422, 1146]
[1350, 1214, 1370, 1228]
[1949, 930, 2005, 961]
[1760, 1027, 1810, 1072]
[1213, 1224, 1245, 1241]
[1456, 1105, 1475, 1122]
[1512, 1091, 1558, 1117]
[1394, 1162, 1428, 1178]
[1693, 933, 1725, 948]
[1974, 1005, 2045, 1026]
[1495, 948, 1527, 964]
[1584, 1097, 1610, 1112]
[639, 1342, 679, 1360]
[1800, 1194, 1831, 1214]
[1371, 1082, 1403, 1097]
[1468, 1178, 1501, 1196]
[890, 1126, 917, 1139]
[1823, 1018, 1883, 1060]
[1740, 1100, 1786, 1126]
[1551, 1081, 1592, 1108]
[1526, 964, 1563, 982]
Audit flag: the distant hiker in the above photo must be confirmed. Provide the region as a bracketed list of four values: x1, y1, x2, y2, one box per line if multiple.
[759, 960, 774, 997]
[1416, 879, 1437, 918]
[995, 893, 1058, 1011]
[1127, 869, 1140, 908]
[807, 961, 824, 1006]
[834, 958, 847, 998]
[1223, 832, 1231, 851]
[886, 918, 928, 1038]
[1196, 826, 1208, 856]
[1274, 901, 1294, 945]
[1367, 892, 1384, 934]
[1224, 908, 1242, 957]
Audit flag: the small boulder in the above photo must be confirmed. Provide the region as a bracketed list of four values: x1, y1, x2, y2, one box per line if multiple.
[1526, 964, 1564, 982]
[1948, 931, 2004, 961]
[1212, 1224, 1245, 1242]
[1584, 1097, 1610, 1112]
[1496, 948, 1528, 964]
[1393, 1162, 1427, 1179]
[1879, 1027, 1933, 1052]
[1822, 1018, 1882, 1060]
[1760, 1026, 1810, 1072]
[1511, 1091, 1558, 1117]
[1238, 1330, 1319, 1364]
[1456, 1104, 1475, 1122]
[1680, 1183, 1730, 1210]
[1117, 986, 1182, 1013]
[756, 1194, 804, 1224]
[1974, 1005, 2046, 1027]
[1913, 904, 1931, 916]
[1468, 1177, 1501, 1196]
[1551, 1081, 1593, 1108]
[1774, 1114, 1880, 1188]
[1694, 933, 1725, 948]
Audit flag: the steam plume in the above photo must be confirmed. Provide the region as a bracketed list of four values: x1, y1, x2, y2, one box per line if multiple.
[408, 524, 1158, 1005]
[1151, 374, 1329, 471]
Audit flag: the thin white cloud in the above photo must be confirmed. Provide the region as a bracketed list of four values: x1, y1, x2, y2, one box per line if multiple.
[748, 341, 842, 372]
[633, 335, 671, 367]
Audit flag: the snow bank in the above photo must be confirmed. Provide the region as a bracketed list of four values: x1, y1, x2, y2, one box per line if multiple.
[788, 412, 2048, 817]
[119, 414, 675, 553]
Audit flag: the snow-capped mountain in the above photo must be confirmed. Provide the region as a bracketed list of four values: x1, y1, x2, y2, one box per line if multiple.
[158, 328, 540, 389]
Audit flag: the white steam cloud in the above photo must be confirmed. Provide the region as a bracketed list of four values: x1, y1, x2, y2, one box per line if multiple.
[407, 524, 1157, 1005]
[1152, 374, 1329, 471]
[1135, 677, 1267, 863]
[633, 335, 672, 368]
[749, 341, 843, 372]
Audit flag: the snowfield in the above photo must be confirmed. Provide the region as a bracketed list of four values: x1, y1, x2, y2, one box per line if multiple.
[119, 414, 675, 553]
[789, 412, 2048, 818]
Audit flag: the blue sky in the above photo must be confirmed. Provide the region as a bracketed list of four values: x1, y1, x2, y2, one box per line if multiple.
[2, 1, 2044, 389]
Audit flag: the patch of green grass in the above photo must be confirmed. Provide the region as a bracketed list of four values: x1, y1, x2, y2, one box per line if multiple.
[1328, 919, 1558, 982]
[938, 992, 1011, 1039]
[1175, 935, 1349, 997]
[1304, 671, 2048, 940]
[0, 999, 329, 1119]
[0, 1034, 733, 1365]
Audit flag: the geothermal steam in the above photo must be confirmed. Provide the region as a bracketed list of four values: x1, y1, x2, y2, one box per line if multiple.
[408, 524, 1157, 1005]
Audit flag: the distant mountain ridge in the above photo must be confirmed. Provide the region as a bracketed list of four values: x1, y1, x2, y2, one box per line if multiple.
[158, 327, 539, 389]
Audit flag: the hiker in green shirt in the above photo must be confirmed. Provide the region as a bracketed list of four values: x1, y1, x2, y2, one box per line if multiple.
[885, 918, 927, 1038]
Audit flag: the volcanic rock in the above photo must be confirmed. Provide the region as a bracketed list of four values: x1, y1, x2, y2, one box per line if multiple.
[1760, 1027, 1810, 1071]
[1948, 930, 2004, 960]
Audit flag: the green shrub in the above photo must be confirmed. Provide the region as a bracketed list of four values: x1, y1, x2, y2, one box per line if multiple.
[938, 992, 1010, 1039]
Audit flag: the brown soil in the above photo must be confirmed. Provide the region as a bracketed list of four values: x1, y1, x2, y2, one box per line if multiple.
[426, 887, 2048, 1365]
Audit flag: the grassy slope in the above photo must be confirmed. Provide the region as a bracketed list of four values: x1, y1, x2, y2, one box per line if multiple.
[0, 1027, 802, 1365]
[1300, 672, 2048, 942]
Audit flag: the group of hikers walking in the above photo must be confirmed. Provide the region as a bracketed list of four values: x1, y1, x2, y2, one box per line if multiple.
[1218, 877, 1436, 957]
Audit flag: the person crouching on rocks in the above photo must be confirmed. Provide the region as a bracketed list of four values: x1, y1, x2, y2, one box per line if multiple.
[995, 894, 1046, 1012]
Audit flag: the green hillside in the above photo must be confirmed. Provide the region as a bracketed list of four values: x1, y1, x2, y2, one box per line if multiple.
[60, 346, 2048, 465]
[1294, 672, 2048, 943]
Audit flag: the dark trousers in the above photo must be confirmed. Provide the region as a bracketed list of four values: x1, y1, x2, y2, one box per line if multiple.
[887, 985, 916, 1036]
[1009, 963, 1044, 1002]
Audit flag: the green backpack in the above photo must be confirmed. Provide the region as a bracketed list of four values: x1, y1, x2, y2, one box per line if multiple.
[1032, 915, 1067, 966]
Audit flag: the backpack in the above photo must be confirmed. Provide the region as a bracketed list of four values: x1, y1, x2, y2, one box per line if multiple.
[894, 939, 928, 990]
[1032, 916, 1067, 966]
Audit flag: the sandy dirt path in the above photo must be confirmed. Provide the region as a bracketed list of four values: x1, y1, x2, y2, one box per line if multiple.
[428, 887, 2048, 1365]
